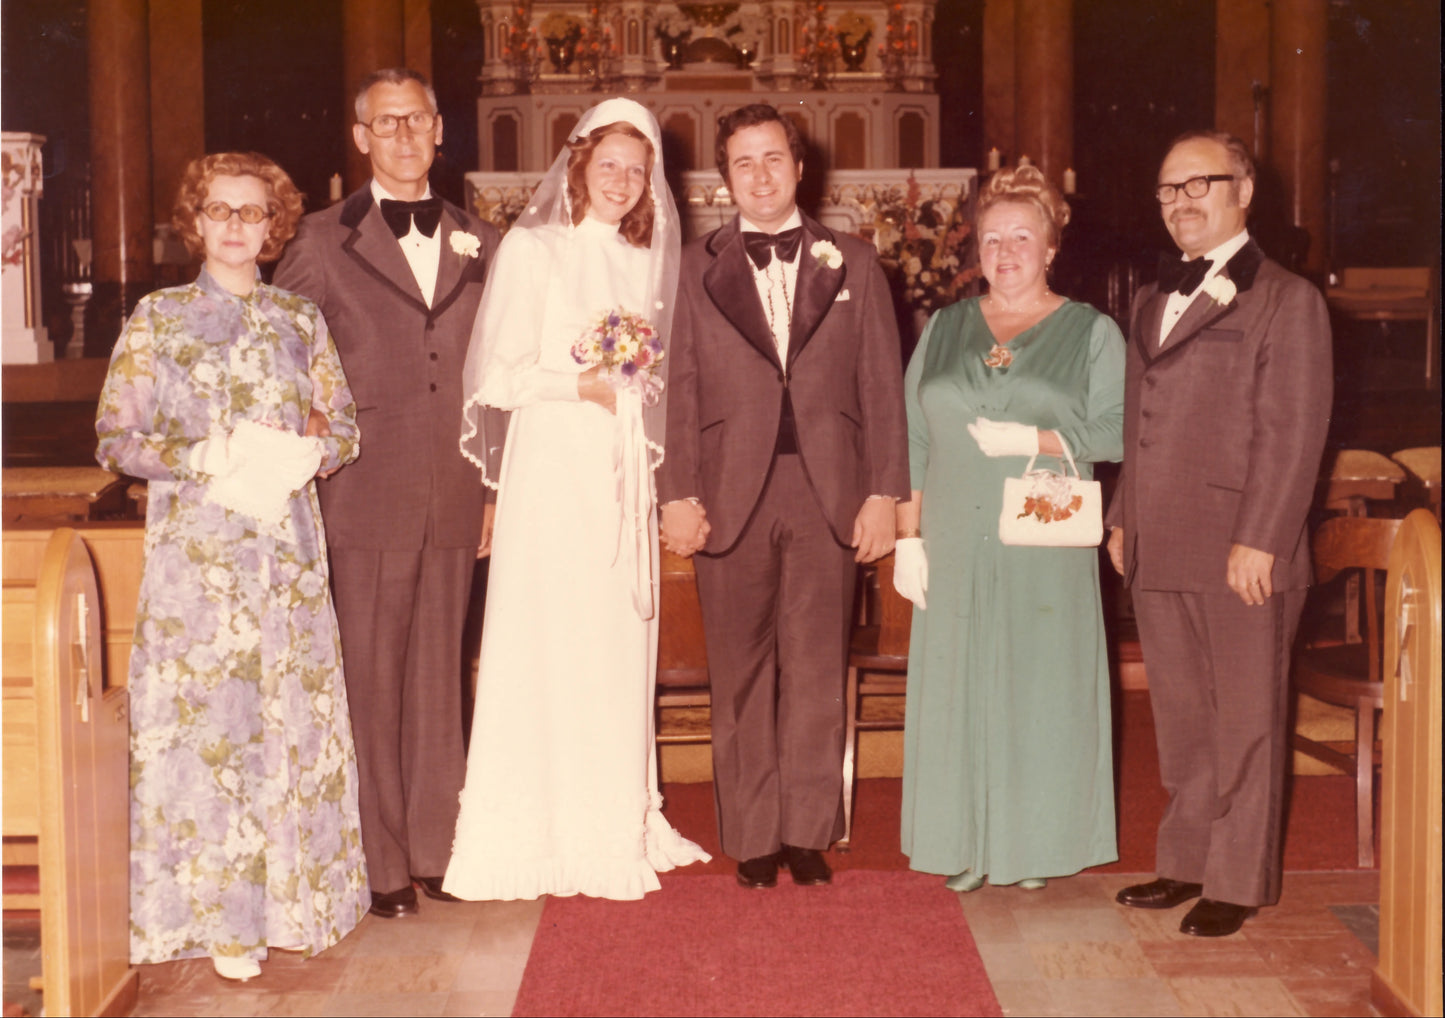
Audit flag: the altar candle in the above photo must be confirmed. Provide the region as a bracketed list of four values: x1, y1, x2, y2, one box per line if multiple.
[329, 173, 343, 203]
[1063, 168, 1077, 194]
[1018, 154, 1031, 167]
[986, 147, 1000, 172]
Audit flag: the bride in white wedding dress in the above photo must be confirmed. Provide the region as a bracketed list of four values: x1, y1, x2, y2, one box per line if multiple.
[444, 98, 709, 900]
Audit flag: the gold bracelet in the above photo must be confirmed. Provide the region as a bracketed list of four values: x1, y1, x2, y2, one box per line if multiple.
[896, 529, 921, 539]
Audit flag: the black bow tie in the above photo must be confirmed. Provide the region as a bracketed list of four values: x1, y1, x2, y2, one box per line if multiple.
[1157, 253, 1214, 295]
[743, 227, 804, 270]
[380, 197, 443, 239]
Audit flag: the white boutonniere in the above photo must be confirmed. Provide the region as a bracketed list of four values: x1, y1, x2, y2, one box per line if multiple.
[449, 231, 481, 258]
[810, 239, 843, 270]
[1202, 275, 1236, 306]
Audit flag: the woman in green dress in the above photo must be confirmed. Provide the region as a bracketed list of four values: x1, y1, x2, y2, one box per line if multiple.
[892, 165, 1125, 890]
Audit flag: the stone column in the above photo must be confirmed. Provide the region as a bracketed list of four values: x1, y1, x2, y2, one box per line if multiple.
[1214, 0, 1271, 159]
[343, 0, 407, 190]
[149, 0, 204, 276]
[1269, 0, 1327, 274]
[981, 0, 1015, 167]
[1013, 0, 1072, 187]
[89, 0, 154, 353]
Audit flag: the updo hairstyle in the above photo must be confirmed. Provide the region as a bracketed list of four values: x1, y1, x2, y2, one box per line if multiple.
[564, 121, 656, 248]
[975, 165, 1071, 249]
[172, 151, 305, 263]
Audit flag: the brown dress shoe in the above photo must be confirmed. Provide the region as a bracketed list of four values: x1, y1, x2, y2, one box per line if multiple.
[369, 885, 419, 919]
[413, 876, 463, 903]
[780, 845, 832, 886]
[1180, 898, 1255, 937]
[736, 854, 779, 889]
[1115, 877, 1203, 910]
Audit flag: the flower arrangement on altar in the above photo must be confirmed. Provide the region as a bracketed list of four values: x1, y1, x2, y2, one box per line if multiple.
[656, 9, 692, 40]
[863, 173, 980, 314]
[540, 12, 584, 43]
[571, 308, 666, 406]
[472, 187, 530, 234]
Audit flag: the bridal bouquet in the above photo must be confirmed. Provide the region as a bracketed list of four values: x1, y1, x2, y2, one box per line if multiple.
[571, 307, 665, 406]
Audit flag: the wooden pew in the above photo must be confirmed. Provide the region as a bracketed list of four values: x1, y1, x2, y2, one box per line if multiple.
[3, 527, 140, 1017]
[1374, 510, 1443, 1018]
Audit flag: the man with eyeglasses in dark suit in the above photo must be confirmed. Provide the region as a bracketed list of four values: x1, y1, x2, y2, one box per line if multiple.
[275, 67, 501, 919]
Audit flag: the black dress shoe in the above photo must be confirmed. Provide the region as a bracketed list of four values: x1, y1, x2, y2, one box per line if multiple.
[1180, 898, 1256, 937]
[736, 854, 779, 889]
[412, 876, 463, 903]
[780, 845, 832, 886]
[1115, 877, 1204, 910]
[368, 885, 419, 919]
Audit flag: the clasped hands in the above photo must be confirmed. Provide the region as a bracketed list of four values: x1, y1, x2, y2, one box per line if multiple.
[190, 419, 324, 524]
[661, 499, 711, 556]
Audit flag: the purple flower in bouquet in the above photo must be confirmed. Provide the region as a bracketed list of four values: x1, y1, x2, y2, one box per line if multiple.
[570, 306, 666, 407]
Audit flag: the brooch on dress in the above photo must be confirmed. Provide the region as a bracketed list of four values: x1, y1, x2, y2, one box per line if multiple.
[983, 344, 1013, 369]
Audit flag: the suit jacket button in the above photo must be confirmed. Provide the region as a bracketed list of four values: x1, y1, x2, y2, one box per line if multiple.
[430, 383, 437, 392]
[1139, 437, 1152, 448]
[429, 352, 438, 361]
[1144, 375, 1158, 388]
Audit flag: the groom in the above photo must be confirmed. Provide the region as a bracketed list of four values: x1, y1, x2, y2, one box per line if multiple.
[659, 103, 909, 888]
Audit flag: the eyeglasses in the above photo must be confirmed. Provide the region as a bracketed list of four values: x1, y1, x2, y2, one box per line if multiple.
[359, 110, 437, 137]
[1155, 174, 1235, 204]
[197, 201, 273, 224]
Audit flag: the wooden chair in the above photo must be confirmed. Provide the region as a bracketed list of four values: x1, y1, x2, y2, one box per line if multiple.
[1391, 446, 1441, 521]
[839, 552, 911, 850]
[1292, 514, 1402, 868]
[1321, 449, 1405, 517]
[655, 548, 711, 744]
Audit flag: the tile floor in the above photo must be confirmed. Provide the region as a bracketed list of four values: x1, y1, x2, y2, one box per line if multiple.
[80, 869, 1375, 1016]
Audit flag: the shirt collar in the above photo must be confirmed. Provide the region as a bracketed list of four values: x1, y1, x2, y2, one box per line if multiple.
[739, 209, 803, 236]
[1189, 229, 1251, 271]
[370, 179, 434, 205]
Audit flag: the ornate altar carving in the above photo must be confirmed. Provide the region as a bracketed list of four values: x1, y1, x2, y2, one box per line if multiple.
[3, 133, 52, 364]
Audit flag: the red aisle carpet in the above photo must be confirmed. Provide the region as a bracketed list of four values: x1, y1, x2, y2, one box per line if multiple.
[511, 870, 1002, 1018]
[658, 691, 1363, 875]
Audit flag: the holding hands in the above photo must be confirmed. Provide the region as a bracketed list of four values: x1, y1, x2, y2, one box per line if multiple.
[661, 499, 711, 557]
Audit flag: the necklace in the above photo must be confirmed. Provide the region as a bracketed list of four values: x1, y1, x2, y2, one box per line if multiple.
[985, 290, 1055, 315]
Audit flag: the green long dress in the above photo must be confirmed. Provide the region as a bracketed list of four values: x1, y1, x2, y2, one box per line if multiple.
[900, 297, 1125, 884]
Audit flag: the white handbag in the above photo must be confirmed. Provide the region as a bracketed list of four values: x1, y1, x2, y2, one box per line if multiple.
[998, 445, 1103, 547]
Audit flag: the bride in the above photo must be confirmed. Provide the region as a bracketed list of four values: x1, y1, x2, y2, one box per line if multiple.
[444, 98, 709, 900]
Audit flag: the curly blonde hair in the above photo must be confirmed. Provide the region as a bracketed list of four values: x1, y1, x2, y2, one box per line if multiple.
[976, 165, 1071, 248]
[172, 152, 305, 263]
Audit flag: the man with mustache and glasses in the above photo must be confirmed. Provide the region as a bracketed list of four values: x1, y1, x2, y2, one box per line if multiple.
[1106, 131, 1331, 937]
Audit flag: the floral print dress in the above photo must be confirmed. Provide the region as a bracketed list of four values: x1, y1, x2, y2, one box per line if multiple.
[96, 269, 369, 964]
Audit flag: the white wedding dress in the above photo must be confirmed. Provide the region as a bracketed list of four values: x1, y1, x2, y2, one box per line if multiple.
[443, 216, 709, 901]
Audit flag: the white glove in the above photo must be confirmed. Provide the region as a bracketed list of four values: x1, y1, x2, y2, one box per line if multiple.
[967, 417, 1039, 458]
[187, 433, 240, 478]
[206, 422, 323, 525]
[892, 537, 928, 609]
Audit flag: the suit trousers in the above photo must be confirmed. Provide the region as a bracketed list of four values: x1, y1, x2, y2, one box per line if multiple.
[1132, 585, 1307, 907]
[693, 455, 856, 861]
[329, 546, 475, 894]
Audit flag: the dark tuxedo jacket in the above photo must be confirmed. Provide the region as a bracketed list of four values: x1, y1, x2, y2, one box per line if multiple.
[1104, 240, 1332, 594]
[658, 213, 909, 552]
[274, 186, 500, 550]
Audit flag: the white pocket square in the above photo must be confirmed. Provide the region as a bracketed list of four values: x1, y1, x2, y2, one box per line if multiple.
[835, 289, 851, 302]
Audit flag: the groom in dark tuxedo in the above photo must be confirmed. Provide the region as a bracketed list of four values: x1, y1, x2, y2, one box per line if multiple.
[659, 103, 909, 888]
[275, 68, 499, 918]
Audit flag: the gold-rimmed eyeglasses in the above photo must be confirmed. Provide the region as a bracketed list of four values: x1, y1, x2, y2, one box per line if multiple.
[1155, 174, 1235, 204]
[197, 201, 273, 224]
[359, 110, 438, 138]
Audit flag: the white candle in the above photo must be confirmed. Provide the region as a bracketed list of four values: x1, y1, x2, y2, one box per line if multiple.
[1018, 154, 1031, 167]
[1063, 168, 1077, 194]
[329, 173, 343, 203]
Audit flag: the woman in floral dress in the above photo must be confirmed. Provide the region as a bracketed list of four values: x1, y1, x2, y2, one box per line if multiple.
[96, 152, 368, 981]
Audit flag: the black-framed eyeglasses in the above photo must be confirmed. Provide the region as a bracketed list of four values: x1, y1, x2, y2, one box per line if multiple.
[360, 110, 437, 137]
[197, 201, 272, 224]
[1155, 174, 1235, 204]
